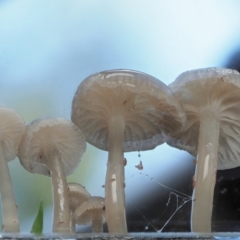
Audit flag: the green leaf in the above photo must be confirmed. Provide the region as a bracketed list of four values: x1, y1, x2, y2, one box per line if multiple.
[31, 201, 43, 234]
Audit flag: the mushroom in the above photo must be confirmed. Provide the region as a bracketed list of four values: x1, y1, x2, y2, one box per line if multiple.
[0, 107, 25, 232]
[74, 196, 106, 233]
[167, 67, 240, 232]
[18, 118, 86, 233]
[67, 182, 91, 232]
[71, 69, 186, 233]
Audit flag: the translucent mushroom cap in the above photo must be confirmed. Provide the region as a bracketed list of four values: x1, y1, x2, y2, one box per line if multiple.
[0, 107, 25, 161]
[18, 118, 86, 176]
[71, 69, 186, 152]
[74, 196, 106, 225]
[68, 182, 91, 210]
[167, 67, 240, 170]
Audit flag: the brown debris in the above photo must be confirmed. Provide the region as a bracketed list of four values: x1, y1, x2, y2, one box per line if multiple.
[135, 161, 143, 170]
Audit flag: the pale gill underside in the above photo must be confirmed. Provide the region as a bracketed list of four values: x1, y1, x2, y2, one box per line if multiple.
[168, 78, 240, 170]
[18, 118, 86, 176]
[75, 197, 105, 225]
[68, 183, 91, 209]
[72, 77, 185, 152]
[0, 107, 25, 162]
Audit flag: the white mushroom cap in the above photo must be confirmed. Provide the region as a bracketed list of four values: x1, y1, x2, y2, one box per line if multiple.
[74, 196, 106, 225]
[167, 67, 240, 170]
[68, 182, 91, 210]
[72, 69, 186, 151]
[18, 118, 86, 176]
[0, 107, 25, 161]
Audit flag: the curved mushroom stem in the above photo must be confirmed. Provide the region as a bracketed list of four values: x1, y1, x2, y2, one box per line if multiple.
[105, 116, 127, 234]
[69, 210, 76, 232]
[48, 150, 70, 233]
[0, 144, 19, 233]
[92, 209, 103, 233]
[191, 110, 219, 232]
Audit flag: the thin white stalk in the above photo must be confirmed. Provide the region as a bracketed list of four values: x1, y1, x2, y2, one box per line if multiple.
[69, 210, 76, 232]
[48, 150, 70, 233]
[92, 209, 103, 233]
[0, 144, 19, 232]
[105, 116, 127, 234]
[191, 110, 219, 232]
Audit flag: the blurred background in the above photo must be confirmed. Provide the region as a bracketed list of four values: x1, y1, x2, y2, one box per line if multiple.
[1, 0, 240, 233]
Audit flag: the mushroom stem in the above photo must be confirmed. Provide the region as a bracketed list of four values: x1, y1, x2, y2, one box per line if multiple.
[0, 143, 19, 232]
[69, 210, 76, 232]
[191, 110, 219, 232]
[105, 116, 127, 234]
[92, 209, 103, 233]
[48, 150, 70, 233]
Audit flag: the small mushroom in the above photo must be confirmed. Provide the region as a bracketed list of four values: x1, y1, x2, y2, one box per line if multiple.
[18, 118, 86, 233]
[71, 69, 186, 233]
[74, 196, 106, 233]
[167, 67, 240, 232]
[68, 182, 91, 232]
[0, 107, 25, 232]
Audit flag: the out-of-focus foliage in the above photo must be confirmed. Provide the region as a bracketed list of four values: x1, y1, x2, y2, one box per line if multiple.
[31, 201, 43, 234]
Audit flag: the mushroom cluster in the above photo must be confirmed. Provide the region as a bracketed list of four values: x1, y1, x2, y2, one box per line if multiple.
[67, 182, 106, 233]
[1, 67, 239, 235]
